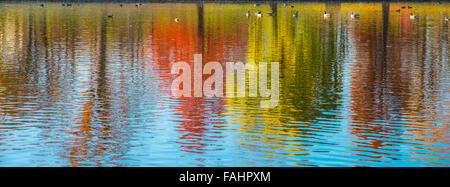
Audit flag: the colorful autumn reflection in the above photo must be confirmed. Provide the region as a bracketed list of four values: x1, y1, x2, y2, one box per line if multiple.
[0, 2, 448, 166]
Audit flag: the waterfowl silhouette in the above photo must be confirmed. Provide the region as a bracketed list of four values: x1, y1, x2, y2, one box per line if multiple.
[107, 15, 113, 18]
[174, 18, 180, 22]
[445, 17, 450, 21]
[62, 3, 65, 6]
[395, 9, 401, 13]
[408, 6, 413, 9]
[401, 6, 406, 9]
[293, 11, 299, 17]
[40, 4, 44, 7]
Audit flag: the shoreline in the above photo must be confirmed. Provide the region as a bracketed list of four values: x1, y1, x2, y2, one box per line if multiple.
[0, 0, 447, 3]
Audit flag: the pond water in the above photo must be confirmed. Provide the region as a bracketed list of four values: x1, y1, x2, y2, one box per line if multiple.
[0, 2, 448, 166]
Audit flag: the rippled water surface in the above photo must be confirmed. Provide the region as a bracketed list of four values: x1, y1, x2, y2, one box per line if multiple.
[0, 2, 449, 166]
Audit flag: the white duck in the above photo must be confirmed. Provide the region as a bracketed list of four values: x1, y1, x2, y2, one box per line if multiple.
[324, 11, 331, 18]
